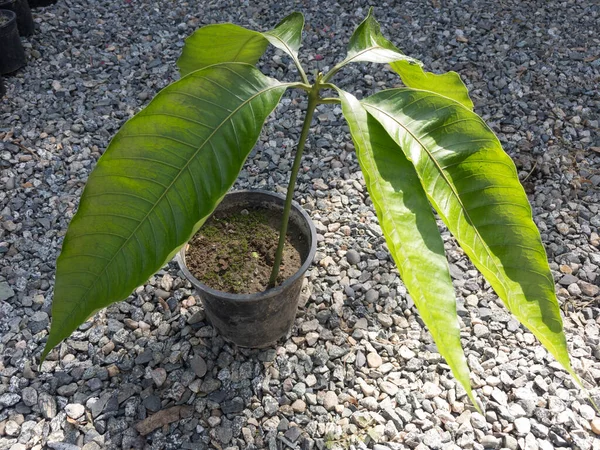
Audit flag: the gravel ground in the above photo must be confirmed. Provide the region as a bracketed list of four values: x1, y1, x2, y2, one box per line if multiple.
[1, 0, 599, 449]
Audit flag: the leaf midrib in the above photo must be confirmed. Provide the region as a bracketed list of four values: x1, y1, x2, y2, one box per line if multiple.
[56, 74, 286, 331]
[344, 95, 454, 344]
[362, 99, 508, 299]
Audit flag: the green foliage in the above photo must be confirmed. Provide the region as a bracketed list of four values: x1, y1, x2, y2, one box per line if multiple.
[42, 64, 287, 360]
[45, 9, 579, 405]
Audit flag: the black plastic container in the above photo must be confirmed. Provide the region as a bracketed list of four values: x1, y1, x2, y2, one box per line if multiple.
[27, 0, 55, 6]
[177, 190, 317, 348]
[0, 9, 26, 74]
[0, 0, 34, 37]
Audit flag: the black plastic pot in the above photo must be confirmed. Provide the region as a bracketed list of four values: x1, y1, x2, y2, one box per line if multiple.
[177, 190, 317, 348]
[0, 0, 34, 37]
[27, 0, 55, 6]
[0, 10, 26, 75]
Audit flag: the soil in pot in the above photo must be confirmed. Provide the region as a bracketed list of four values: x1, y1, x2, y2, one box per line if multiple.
[186, 207, 302, 294]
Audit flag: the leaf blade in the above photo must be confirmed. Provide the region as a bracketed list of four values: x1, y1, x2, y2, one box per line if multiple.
[339, 89, 476, 405]
[177, 24, 269, 76]
[390, 60, 474, 110]
[43, 63, 288, 360]
[362, 88, 575, 379]
[178, 13, 305, 78]
[262, 12, 304, 59]
[346, 7, 419, 65]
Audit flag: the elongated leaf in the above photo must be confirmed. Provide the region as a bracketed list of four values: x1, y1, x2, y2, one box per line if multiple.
[339, 89, 476, 406]
[346, 7, 419, 65]
[178, 12, 305, 77]
[43, 63, 288, 360]
[178, 24, 268, 76]
[390, 60, 474, 110]
[362, 89, 576, 380]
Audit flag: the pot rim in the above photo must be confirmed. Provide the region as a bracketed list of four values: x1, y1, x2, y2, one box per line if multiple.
[0, 9, 16, 22]
[176, 189, 317, 303]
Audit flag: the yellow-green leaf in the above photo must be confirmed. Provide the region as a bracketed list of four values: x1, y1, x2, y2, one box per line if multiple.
[43, 63, 288, 361]
[362, 88, 576, 382]
[339, 89, 477, 407]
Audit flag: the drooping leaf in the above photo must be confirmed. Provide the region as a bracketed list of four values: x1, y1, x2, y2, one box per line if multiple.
[345, 7, 420, 65]
[43, 63, 288, 361]
[361, 88, 576, 381]
[178, 12, 305, 77]
[339, 89, 477, 407]
[390, 60, 474, 110]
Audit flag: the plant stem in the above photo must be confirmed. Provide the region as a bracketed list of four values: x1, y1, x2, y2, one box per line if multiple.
[268, 82, 321, 288]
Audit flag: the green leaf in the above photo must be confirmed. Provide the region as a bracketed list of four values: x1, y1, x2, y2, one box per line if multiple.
[362, 88, 576, 381]
[346, 7, 419, 65]
[43, 63, 288, 361]
[177, 24, 268, 76]
[178, 12, 305, 78]
[262, 12, 304, 60]
[390, 60, 474, 110]
[339, 89, 477, 407]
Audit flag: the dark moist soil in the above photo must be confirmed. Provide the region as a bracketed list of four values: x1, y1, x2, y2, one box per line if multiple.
[186, 208, 302, 294]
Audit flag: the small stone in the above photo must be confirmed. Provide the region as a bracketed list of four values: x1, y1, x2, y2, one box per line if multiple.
[22, 387, 38, 407]
[354, 318, 368, 329]
[422, 382, 442, 399]
[481, 435, 501, 449]
[380, 381, 398, 396]
[567, 283, 581, 296]
[151, 368, 167, 387]
[365, 289, 379, 303]
[65, 403, 85, 420]
[301, 319, 319, 333]
[221, 397, 244, 415]
[28, 311, 49, 334]
[264, 397, 278, 416]
[346, 250, 361, 265]
[367, 352, 382, 368]
[579, 404, 595, 420]
[143, 395, 162, 412]
[323, 391, 338, 411]
[558, 274, 578, 286]
[305, 332, 319, 346]
[190, 355, 207, 378]
[4, 420, 20, 437]
[377, 313, 393, 328]
[504, 435, 519, 450]
[579, 282, 599, 297]
[291, 399, 306, 413]
[473, 323, 490, 338]
[591, 418, 600, 435]
[284, 426, 302, 442]
[470, 412, 487, 429]
[39, 393, 57, 419]
[514, 417, 531, 435]
[0, 282, 15, 301]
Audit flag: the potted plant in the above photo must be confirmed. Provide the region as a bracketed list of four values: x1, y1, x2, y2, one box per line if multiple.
[0, 8, 26, 75]
[41, 9, 585, 407]
[0, 0, 34, 37]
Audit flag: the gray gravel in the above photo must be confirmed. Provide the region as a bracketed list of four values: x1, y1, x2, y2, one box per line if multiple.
[1, 0, 600, 449]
